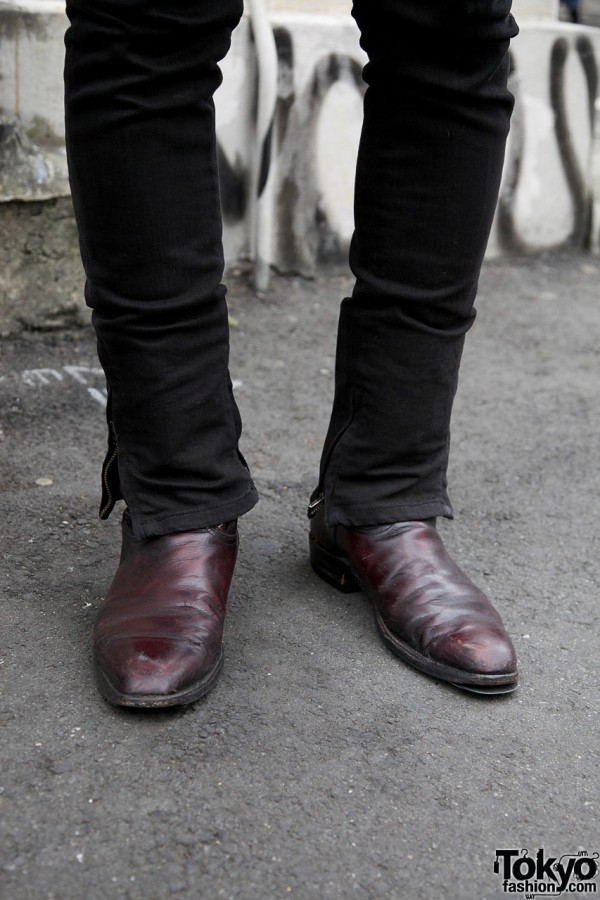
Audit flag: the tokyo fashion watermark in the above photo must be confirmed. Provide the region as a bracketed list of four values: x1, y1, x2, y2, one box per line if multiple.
[493, 848, 598, 895]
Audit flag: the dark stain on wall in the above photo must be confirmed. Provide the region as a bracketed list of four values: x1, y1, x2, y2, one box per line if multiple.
[498, 37, 597, 254]
[551, 37, 589, 248]
[217, 143, 248, 225]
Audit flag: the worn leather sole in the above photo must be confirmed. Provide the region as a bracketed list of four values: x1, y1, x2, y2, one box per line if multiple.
[310, 537, 518, 696]
[94, 649, 224, 709]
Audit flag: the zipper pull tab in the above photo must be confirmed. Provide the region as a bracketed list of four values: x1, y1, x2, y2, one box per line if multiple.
[307, 493, 324, 519]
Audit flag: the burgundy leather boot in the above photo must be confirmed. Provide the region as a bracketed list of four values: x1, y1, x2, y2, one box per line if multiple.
[309, 505, 517, 694]
[93, 512, 238, 708]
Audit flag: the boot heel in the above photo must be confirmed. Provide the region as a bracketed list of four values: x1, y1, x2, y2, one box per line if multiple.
[309, 538, 362, 594]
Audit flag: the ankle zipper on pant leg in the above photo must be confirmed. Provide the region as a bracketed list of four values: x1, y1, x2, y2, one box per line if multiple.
[307, 493, 324, 519]
[307, 391, 356, 520]
[99, 388, 123, 520]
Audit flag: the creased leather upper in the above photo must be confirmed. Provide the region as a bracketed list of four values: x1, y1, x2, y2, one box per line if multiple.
[312, 513, 517, 678]
[93, 517, 237, 698]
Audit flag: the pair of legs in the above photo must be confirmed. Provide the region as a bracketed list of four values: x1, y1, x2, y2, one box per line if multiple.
[64, 0, 519, 706]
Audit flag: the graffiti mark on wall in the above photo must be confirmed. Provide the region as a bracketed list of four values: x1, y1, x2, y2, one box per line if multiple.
[498, 34, 598, 254]
[215, 19, 367, 274]
[217, 144, 247, 225]
[216, 23, 366, 275]
[270, 27, 366, 273]
[550, 36, 595, 249]
[217, 20, 600, 274]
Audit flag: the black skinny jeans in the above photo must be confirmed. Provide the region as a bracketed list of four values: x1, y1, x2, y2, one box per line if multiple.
[64, 1, 518, 540]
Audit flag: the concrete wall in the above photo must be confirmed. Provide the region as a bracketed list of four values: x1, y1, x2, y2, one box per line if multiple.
[0, 1, 69, 202]
[514, 0, 559, 19]
[262, 6, 600, 268]
[1, 1, 600, 333]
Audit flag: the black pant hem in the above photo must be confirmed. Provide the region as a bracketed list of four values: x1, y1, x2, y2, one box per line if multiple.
[324, 496, 453, 529]
[128, 485, 259, 540]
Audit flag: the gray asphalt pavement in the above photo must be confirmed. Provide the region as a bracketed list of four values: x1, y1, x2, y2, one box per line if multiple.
[1, 256, 599, 899]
